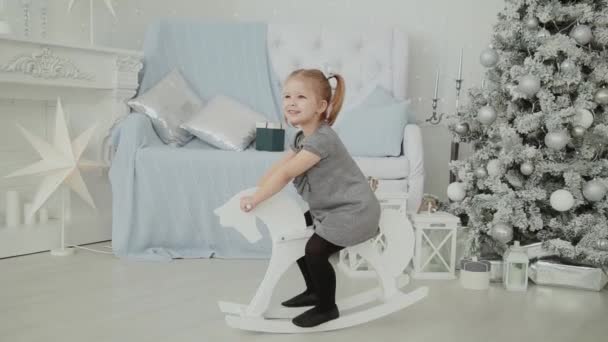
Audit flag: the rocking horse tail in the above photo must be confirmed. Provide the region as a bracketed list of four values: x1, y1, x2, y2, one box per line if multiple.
[350, 244, 399, 299]
[378, 209, 416, 277]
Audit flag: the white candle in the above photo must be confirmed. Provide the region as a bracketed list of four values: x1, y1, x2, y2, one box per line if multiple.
[39, 206, 49, 224]
[433, 68, 440, 99]
[481, 77, 486, 89]
[5, 190, 20, 227]
[458, 48, 463, 80]
[24, 202, 35, 225]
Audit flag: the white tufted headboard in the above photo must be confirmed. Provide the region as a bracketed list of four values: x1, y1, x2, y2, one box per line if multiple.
[267, 24, 409, 111]
[267, 24, 423, 213]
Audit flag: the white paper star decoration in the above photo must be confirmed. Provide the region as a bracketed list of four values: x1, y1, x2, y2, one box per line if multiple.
[67, 0, 117, 45]
[68, 0, 116, 18]
[5, 98, 105, 221]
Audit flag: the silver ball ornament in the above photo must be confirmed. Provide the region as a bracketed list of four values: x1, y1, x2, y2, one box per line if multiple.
[544, 131, 570, 150]
[477, 106, 497, 125]
[454, 122, 470, 135]
[520, 162, 534, 176]
[447, 182, 466, 202]
[595, 239, 608, 251]
[570, 25, 593, 45]
[572, 125, 586, 138]
[560, 59, 576, 73]
[525, 17, 539, 29]
[574, 108, 594, 129]
[594, 88, 608, 105]
[518, 75, 541, 97]
[536, 29, 549, 39]
[475, 167, 488, 178]
[550, 189, 575, 212]
[490, 223, 514, 244]
[480, 48, 499, 68]
[582, 180, 607, 202]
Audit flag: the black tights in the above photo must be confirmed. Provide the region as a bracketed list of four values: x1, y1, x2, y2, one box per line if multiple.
[298, 211, 344, 310]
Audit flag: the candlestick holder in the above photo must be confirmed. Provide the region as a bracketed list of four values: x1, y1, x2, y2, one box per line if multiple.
[425, 75, 464, 183]
[426, 76, 463, 126]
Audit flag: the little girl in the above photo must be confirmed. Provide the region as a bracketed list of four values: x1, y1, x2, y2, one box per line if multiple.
[239, 69, 381, 328]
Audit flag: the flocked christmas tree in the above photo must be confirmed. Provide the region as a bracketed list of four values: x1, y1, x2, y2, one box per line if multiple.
[447, 0, 608, 267]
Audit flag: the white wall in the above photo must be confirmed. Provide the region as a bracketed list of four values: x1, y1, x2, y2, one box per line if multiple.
[4, 0, 504, 200]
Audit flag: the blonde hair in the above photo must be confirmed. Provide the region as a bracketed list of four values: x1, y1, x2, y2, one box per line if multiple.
[285, 69, 345, 126]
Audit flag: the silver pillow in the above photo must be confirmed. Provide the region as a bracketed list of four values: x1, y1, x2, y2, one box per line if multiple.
[180, 95, 268, 151]
[127, 69, 204, 146]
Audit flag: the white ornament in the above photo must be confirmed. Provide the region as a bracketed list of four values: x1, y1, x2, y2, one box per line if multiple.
[525, 17, 539, 29]
[582, 180, 607, 202]
[570, 25, 593, 45]
[544, 131, 570, 150]
[572, 126, 586, 138]
[4, 98, 104, 221]
[475, 167, 488, 178]
[560, 59, 576, 73]
[447, 182, 466, 202]
[477, 106, 497, 125]
[574, 108, 594, 129]
[594, 88, 608, 105]
[518, 75, 541, 97]
[487, 159, 502, 177]
[550, 190, 574, 212]
[520, 162, 534, 176]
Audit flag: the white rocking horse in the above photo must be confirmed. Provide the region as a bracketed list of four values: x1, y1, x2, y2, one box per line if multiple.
[215, 188, 428, 333]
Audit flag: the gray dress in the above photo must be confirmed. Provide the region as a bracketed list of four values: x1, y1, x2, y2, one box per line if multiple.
[290, 122, 381, 247]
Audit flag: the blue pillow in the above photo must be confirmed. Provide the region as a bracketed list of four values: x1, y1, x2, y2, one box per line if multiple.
[334, 87, 410, 157]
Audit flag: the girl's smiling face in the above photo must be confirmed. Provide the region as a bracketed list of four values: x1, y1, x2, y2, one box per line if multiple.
[283, 77, 327, 127]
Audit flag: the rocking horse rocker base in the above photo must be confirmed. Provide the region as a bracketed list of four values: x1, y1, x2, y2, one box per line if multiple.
[224, 286, 428, 333]
[214, 188, 428, 333]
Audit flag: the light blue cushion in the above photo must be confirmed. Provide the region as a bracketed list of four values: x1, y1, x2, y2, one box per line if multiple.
[334, 87, 410, 157]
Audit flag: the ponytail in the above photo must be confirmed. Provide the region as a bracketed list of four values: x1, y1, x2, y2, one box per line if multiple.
[326, 74, 345, 126]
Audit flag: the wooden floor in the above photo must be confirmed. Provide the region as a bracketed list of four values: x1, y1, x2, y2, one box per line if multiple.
[1, 242, 607, 342]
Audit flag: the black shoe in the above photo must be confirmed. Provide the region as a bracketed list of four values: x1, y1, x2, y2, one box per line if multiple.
[292, 305, 339, 328]
[281, 291, 319, 307]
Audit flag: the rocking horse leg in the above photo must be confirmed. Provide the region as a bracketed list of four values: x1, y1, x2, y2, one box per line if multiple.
[244, 239, 306, 317]
[354, 246, 399, 299]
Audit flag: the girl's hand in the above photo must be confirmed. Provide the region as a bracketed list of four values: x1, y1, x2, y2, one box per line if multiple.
[240, 196, 256, 212]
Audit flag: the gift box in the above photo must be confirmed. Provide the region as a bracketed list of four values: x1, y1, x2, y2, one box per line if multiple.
[520, 242, 558, 260]
[459, 257, 491, 290]
[460, 256, 503, 283]
[255, 122, 285, 152]
[529, 258, 608, 291]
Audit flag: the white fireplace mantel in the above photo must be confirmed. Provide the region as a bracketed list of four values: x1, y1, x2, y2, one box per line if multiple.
[0, 37, 142, 258]
[0, 36, 142, 111]
[0, 36, 143, 163]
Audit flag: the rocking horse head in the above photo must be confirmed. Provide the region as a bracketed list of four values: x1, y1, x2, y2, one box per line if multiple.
[214, 187, 307, 243]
